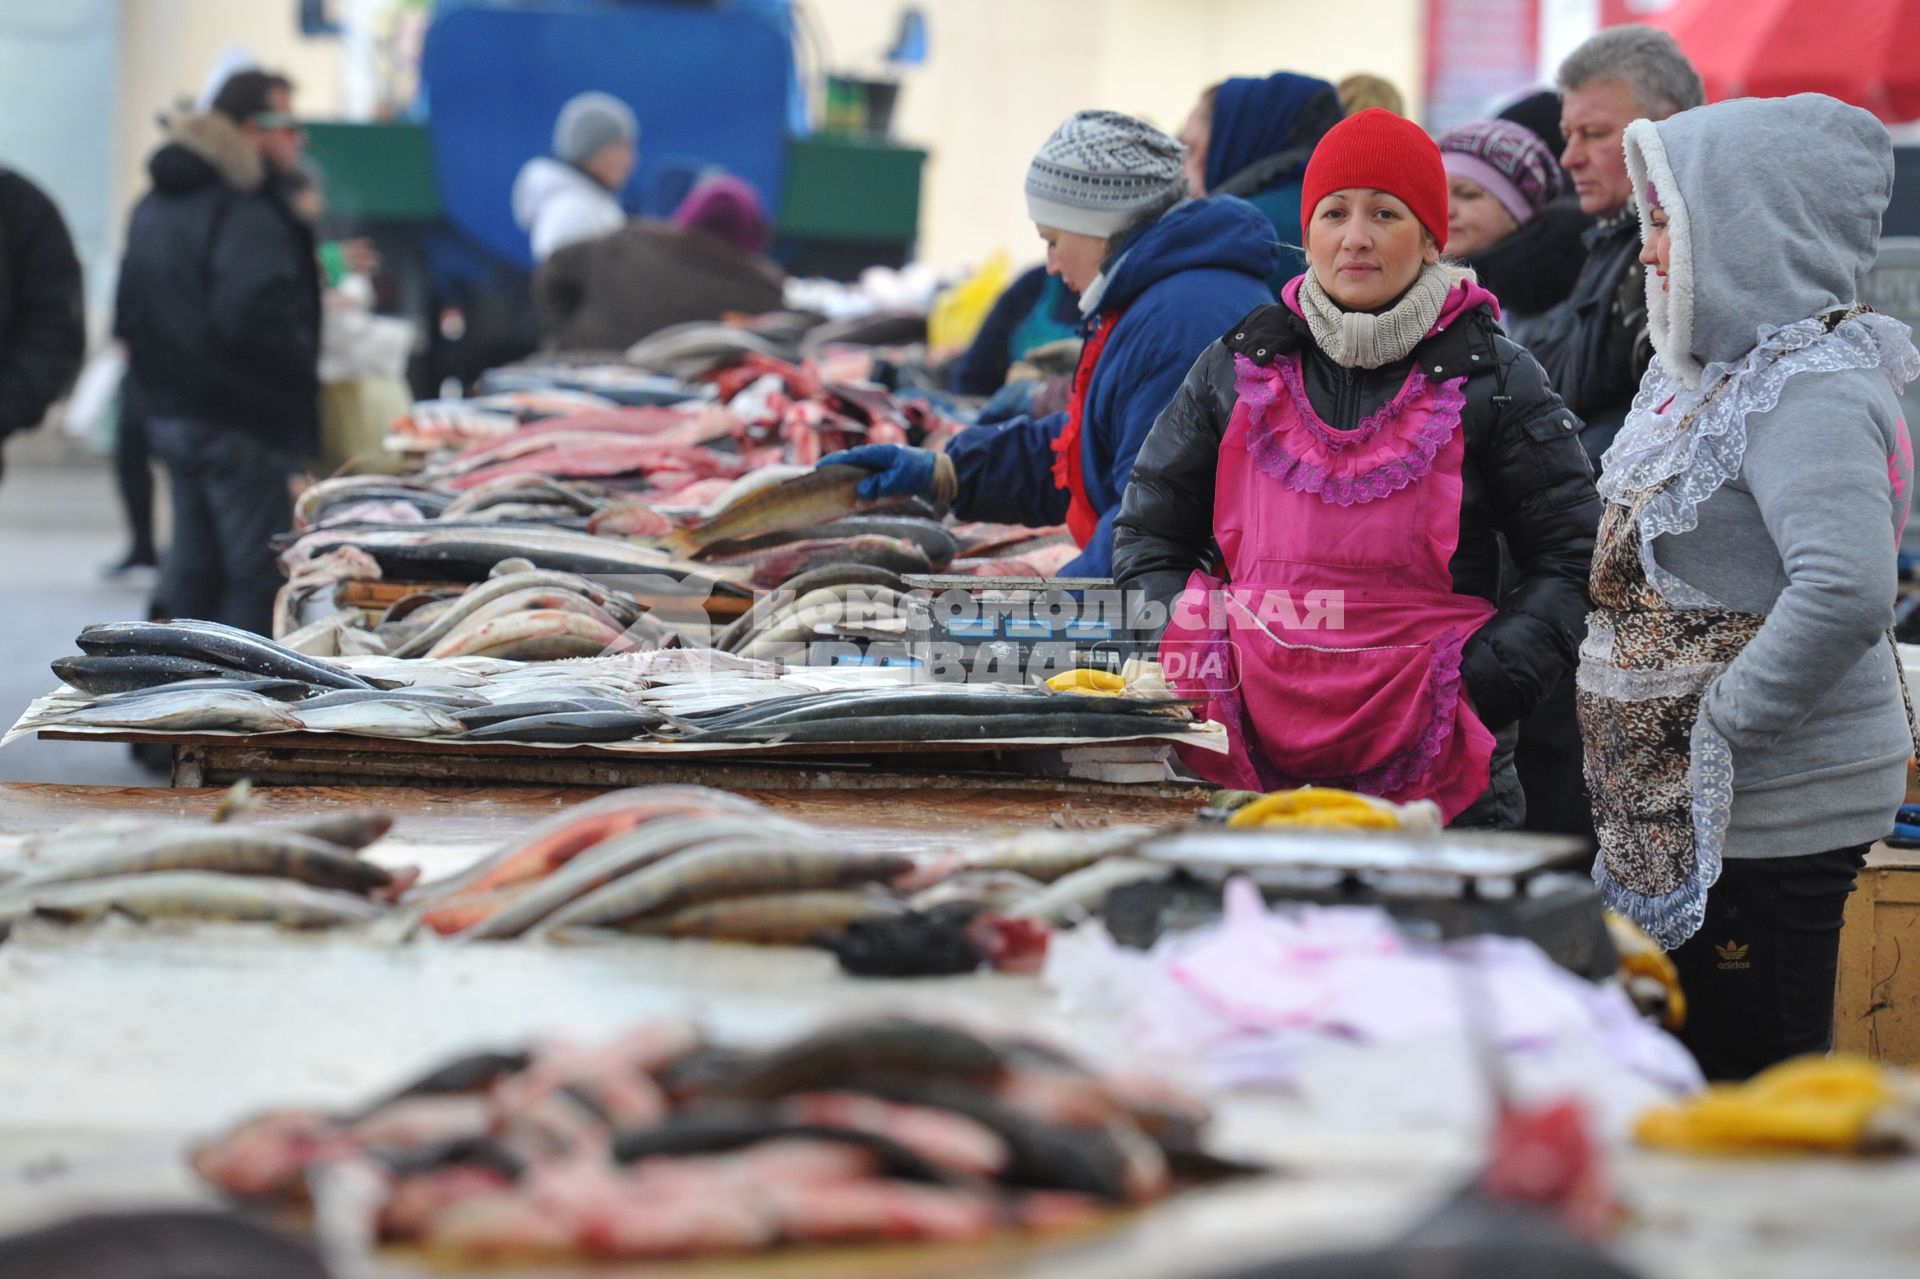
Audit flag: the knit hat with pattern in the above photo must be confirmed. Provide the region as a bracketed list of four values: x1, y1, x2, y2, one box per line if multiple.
[1026, 110, 1186, 239]
[1437, 119, 1565, 227]
[1300, 108, 1449, 251]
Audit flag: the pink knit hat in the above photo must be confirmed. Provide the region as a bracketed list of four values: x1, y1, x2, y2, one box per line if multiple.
[673, 175, 771, 256]
[1436, 120, 1565, 227]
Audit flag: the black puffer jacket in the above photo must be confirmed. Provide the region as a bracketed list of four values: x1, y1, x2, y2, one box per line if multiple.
[1463, 196, 1592, 347]
[1518, 209, 1651, 471]
[114, 113, 319, 458]
[1113, 295, 1600, 734]
[0, 169, 84, 438]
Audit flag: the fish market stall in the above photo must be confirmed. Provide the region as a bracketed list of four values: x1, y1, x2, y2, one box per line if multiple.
[12, 624, 1214, 792]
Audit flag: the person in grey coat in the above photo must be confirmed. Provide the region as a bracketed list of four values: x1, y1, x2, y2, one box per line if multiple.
[1577, 93, 1919, 1079]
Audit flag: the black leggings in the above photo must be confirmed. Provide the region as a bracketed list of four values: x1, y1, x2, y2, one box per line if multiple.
[1668, 845, 1868, 1081]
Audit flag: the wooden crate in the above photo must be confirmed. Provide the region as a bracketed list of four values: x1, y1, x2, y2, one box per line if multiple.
[1835, 843, 1920, 1063]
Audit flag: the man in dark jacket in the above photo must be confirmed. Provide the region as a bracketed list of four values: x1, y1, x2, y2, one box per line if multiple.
[115, 70, 319, 635]
[1496, 28, 1702, 838]
[1525, 27, 1702, 471]
[0, 167, 84, 482]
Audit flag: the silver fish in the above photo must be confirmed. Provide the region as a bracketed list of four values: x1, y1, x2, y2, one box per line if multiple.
[39, 688, 304, 735]
[0, 828, 394, 898]
[0, 871, 387, 928]
[293, 701, 468, 740]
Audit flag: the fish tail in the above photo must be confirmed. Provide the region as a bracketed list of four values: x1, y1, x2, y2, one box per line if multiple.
[654, 529, 699, 559]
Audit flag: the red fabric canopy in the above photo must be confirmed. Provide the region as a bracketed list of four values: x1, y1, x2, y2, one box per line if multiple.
[1652, 0, 1920, 124]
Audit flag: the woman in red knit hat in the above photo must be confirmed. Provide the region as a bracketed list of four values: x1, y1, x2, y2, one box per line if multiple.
[1113, 110, 1600, 827]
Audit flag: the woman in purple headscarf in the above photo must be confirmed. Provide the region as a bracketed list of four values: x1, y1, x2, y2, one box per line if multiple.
[1178, 71, 1344, 292]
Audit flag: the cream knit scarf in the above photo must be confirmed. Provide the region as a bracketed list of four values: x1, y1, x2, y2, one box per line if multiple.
[1297, 262, 1457, 370]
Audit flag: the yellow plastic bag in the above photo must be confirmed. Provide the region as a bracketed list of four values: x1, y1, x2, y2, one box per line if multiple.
[318, 377, 412, 475]
[928, 251, 1013, 358]
[1635, 1055, 1908, 1154]
[1225, 787, 1404, 831]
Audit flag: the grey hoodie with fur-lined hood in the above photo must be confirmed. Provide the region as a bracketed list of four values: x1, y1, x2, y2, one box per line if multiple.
[1609, 94, 1919, 862]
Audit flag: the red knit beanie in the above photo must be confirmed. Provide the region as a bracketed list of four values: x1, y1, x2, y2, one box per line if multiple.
[1300, 108, 1450, 253]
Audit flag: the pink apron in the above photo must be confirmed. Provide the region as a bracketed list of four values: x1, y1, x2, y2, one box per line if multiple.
[1163, 338, 1497, 822]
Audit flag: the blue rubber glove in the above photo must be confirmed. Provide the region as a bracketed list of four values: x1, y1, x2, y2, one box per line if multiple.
[818, 445, 940, 501]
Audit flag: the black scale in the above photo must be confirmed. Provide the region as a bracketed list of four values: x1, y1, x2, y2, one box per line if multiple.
[1101, 826, 1615, 979]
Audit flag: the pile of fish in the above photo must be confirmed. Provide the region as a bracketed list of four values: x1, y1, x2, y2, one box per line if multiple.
[192, 1015, 1250, 1261]
[16, 625, 1205, 754]
[400, 785, 1167, 956]
[0, 804, 405, 935]
[278, 566, 676, 661]
[389, 387, 708, 452]
[406, 785, 908, 940]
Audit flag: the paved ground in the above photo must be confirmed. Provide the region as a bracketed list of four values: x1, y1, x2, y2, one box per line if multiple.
[0, 459, 161, 785]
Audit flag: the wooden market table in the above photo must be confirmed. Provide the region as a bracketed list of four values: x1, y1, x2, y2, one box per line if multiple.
[35, 727, 1209, 797]
[0, 780, 1199, 851]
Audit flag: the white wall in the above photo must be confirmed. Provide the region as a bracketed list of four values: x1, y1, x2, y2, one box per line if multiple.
[805, 0, 1425, 271]
[0, 0, 123, 316]
[114, 0, 347, 254]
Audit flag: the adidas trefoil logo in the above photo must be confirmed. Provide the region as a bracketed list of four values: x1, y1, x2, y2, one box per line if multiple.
[1715, 940, 1751, 971]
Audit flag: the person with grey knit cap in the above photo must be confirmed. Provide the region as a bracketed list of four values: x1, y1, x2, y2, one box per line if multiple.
[512, 90, 639, 263]
[821, 109, 1276, 577]
[1579, 94, 1919, 1080]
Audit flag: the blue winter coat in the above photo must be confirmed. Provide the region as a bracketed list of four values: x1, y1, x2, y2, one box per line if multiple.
[945, 196, 1278, 578]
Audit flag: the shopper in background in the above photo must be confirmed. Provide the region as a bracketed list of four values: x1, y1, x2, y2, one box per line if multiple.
[1178, 72, 1342, 290]
[1114, 110, 1598, 828]
[513, 91, 638, 265]
[1437, 120, 1587, 345]
[1581, 94, 1918, 1080]
[946, 263, 1081, 397]
[1336, 73, 1406, 118]
[1496, 87, 1570, 161]
[0, 164, 84, 486]
[107, 374, 158, 577]
[821, 109, 1277, 578]
[536, 172, 785, 352]
[1436, 118, 1597, 840]
[1525, 25, 1704, 471]
[114, 69, 320, 635]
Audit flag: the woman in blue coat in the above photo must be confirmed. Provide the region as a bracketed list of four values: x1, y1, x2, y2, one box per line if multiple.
[823, 110, 1277, 578]
[1178, 71, 1342, 292]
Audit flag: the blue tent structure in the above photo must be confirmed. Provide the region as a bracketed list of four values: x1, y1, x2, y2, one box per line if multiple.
[422, 0, 801, 269]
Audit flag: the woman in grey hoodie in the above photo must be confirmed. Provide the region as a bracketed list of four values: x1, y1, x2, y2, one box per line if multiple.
[1578, 94, 1920, 1079]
